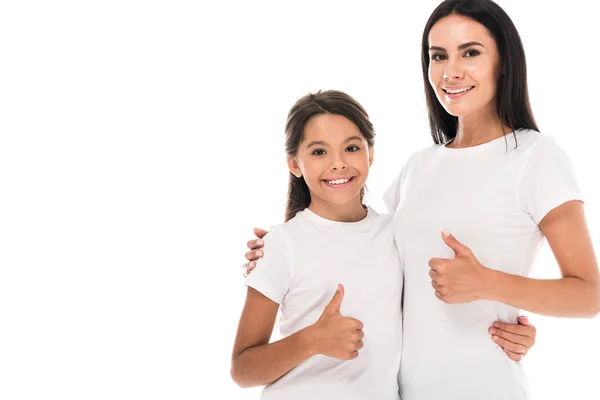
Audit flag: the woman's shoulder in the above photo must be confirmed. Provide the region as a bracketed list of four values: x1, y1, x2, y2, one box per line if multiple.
[511, 129, 567, 155]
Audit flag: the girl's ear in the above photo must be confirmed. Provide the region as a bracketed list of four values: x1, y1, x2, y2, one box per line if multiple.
[287, 156, 302, 178]
[369, 147, 375, 168]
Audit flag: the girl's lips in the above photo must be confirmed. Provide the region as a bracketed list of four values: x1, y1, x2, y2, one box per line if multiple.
[322, 176, 355, 189]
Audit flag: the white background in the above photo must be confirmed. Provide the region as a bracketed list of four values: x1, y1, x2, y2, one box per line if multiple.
[1, 0, 598, 399]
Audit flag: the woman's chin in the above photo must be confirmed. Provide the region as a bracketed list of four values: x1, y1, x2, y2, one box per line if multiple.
[441, 103, 475, 118]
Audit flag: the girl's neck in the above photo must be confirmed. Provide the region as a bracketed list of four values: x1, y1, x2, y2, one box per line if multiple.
[307, 196, 367, 223]
[449, 105, 512, 148]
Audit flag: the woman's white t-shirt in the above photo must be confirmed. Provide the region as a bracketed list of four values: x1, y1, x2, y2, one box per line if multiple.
[385, 129, 582, 400]
[245, 207, 403, 400]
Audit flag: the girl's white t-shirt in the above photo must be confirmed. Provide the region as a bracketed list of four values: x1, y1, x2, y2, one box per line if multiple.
[385, 129, 582, 400]
[245, 207, 403, 400]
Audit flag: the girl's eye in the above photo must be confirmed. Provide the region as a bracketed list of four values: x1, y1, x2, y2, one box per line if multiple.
[346, 145, 360, 152]
[312, 149, 326, 156]
[464, 49, 480, 58]
[431, 53, 446, 62]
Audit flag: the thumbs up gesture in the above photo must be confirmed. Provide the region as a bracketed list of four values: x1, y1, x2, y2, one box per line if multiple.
[428, 230, 492, 304]
[311, 284, 364, 360]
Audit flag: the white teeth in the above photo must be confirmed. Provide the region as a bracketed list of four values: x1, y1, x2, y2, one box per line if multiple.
[327, 178, 350, 185]
[445, 86, 474, 94]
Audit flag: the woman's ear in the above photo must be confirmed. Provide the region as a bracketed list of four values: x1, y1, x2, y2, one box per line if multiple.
[287, 156, 302, 178]
[369, 147, 375, 168]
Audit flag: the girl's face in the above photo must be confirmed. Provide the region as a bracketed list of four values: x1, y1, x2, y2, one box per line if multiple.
[427, 15, 502, 118]
[288, 113, 373, 209]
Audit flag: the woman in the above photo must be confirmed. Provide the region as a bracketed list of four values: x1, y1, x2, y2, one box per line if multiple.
[387, 1, 599, 399]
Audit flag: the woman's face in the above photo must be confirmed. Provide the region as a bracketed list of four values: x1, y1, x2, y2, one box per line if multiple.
[427, 15, 502, 118]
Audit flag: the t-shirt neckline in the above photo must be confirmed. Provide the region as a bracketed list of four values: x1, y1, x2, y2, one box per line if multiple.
[300, 206, 376, 226]
[439, 131, 519, 155]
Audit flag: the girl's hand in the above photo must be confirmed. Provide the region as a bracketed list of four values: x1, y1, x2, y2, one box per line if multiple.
[310, 284, 364, 360]
[489, 315, 536, 361]
[428, 231, 492, 303]
[243, 228, 269, 277]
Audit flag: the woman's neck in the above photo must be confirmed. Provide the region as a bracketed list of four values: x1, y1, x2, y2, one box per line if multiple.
[449, 105, 512, 148]
[307, 196, 367, 222]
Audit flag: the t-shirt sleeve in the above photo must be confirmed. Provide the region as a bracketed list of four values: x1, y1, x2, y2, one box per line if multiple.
[244, 226, 292, 304]
[383, 172, 402, 214]
[383, 153, 416, 213]
[521, 137, 583, 225]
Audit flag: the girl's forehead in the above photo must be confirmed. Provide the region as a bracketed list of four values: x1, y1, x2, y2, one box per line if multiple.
[304, 114, 363, 138]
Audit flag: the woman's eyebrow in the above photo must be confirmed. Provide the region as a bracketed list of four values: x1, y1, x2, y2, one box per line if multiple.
[429, 41, 485, 52]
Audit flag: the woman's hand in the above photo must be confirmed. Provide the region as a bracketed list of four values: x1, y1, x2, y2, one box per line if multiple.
[243, 228, 268, 277]
[428, 231, 492, 303]
[489, 315, 536, 361]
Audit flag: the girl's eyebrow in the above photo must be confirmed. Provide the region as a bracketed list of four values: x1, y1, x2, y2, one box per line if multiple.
[306, 140, 328, 149]
[343, 136, 364, 143]
[429, 41, 485, 52]
[306, 136, 363, 149]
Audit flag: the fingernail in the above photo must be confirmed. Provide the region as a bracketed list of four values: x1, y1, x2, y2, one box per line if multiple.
[249, 261, 255, 268]
[256, 250, 263, 257]
[494, 322, 500, 328]
[489, 328, 496, 334]
[257, 239, 263, 246]
[492, 335, 498, 342]
[520, 316, 528, 321]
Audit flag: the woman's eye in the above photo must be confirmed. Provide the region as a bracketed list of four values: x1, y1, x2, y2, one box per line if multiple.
[464, 49, 480, 58]
[312, 149, 326, 156]
[431, 53, 446, 62]
[346, 145, 360, 152]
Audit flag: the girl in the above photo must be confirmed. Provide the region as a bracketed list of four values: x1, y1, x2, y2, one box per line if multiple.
[231, 90, 403, 399]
